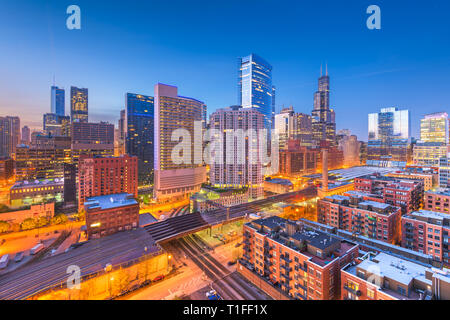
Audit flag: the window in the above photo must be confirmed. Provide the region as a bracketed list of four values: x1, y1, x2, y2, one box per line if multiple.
[367, 289, 375, 299]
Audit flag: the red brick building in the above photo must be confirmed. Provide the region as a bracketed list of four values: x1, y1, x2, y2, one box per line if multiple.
[240, 216, 359, 300]
[354, 174, 424, 214]
[341, 252, 450, 300]
[424, 188, 450, 214]
[402, 210, 450, 266]
[318, 193, 401, 244]
[77, 155, 138, 210]
[279, 141, 318, 177]
[85, 193, 139, 239]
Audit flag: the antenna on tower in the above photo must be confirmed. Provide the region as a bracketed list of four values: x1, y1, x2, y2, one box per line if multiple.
[320, 64, 323, 77]
[326, 63, 328, 76]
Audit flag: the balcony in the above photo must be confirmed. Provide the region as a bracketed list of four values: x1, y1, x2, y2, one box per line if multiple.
[281, 273, 292, 281]
[281, 264, 292, 272]
[281, 255, 292, 263]
[343, 284, 362, 297]
[295, 282, 307, 291]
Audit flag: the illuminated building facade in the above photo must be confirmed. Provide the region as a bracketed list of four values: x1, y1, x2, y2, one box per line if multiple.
[367, 107, 410, 167]
[240, 216, 359, 300]
[279, 141, 318, 177]
[238, 54, 274, 130]
[71, 122, 114, 162]
[311, 67, 336, 145]
[402, 210, 450, 265]
[10, 179, 64, 207]
[70, 86, 88, 123]
[338, 134, 361, 168]
[0, 157, 14, 185]
[43, 113, 71, 137]
[15, 135, 72, 180]
[209, 106, 264, 199]
[154, 83, 206, 200]
[51, 86, 65, 116]
[318, 193, 401, 244]
[0, 116, 20, 158]
[77, 155, 138, 210]
[424, 188, 450, 214]
[126, 93, 154, 185]
[275, 107, 313, 149]
[85, 193, 139, 239]
[21, 125, 30, 145]
[439, 155, 450, 188]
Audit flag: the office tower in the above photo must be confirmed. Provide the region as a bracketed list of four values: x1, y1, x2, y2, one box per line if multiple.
[70, 121, 114, 162]
[367, 107, 411, 167]
[338, 134, 361, 167]
[15, 134, 72, 180]
[0, 116, 20, 158]
[209, 106, 265, 199]
[118, 109, 126, 156]
[126, 93, 154, 185]
[413, 112, 450, 166]
[238, 54, 274, 130]
[311, 66, 336, 145]
[70, 86, 88, 123]
[154, 83, 206, 200]
[43, 113, 71, 136]
[279, 140, 318, 177]
[77, 155, 138, 210]
[51, 86, 65, 116]
[439, 155, 450, 188]
[21, 125, 31, 145]
[275, 107, 313, 150]
[274, 107, 293, 150]
[272, 86, 276, 129]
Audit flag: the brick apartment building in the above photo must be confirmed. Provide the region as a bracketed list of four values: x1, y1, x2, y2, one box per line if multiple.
[84, 193, 139, 239]
[77, 155, 138, 210]
[354, 174, 424, 214]
[341, 252, 450, 300]
[318, 193, 401, 244]
[424, 188, 450, 214]
[279, 140, 318, 177]
[402, 210, 450, 266]
[240, 216, 359, 300]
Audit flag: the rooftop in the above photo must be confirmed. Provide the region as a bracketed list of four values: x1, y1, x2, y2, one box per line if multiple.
[84, 193, 138, 210]
[405, 210, 450, 225]
[266, 178, 293, 186]
[427, 188, 450, 197]
[12, 178, 64, 189]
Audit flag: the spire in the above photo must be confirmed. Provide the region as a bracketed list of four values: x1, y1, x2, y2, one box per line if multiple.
[326, 63, 328, 76]
[320, 64, 323, 77]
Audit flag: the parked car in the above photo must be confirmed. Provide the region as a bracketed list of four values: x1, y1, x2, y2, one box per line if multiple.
[206, 290, 221, 300]
[153, 275, 165, 282]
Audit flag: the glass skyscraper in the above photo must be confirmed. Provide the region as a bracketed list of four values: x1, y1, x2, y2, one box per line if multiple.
[51, 86, 65, 116]
[367, 107, 411, 167]
[70, 86, 88, 123]
[126, 93, 154, 186]
[238, 54, 274, 129]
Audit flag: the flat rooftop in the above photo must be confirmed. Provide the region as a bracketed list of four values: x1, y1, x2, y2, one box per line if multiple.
[405, 210, 450, 223]
[355, 252, 431, 287]
[427, 188, 450, 197]
[84, 193, 138, 210]
[266, 178, 293, 186]
[11, 178, 64, 189]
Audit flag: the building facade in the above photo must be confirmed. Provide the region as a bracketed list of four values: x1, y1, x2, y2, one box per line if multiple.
[367, 107, 411, 167]
[70, 86, 88, 123]
[84, 193, 139, 239]
[209, 106, 265, 199]
[238, 54, 274, 130]
[154, 83, 207, 201]
[0, 116, 20, 158]
[77, 155, 138, 209]
[71, 121, 114, 162]
[126, 93, 154, 186]
[51, 86, 65, 116]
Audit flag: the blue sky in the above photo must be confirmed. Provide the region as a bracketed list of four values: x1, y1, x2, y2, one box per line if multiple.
[0, 0, 449, 140]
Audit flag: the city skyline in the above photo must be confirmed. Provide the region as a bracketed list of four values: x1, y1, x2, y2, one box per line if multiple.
[1, 1, 450, 140]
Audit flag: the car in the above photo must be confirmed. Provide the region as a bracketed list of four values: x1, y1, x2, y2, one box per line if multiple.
[153, 275, 165, 282]
[206, 290, 221, 300]
[227, 261, 237, 266]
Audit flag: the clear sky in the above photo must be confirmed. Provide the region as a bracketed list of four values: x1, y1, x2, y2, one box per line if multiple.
[1, 0, 449, 140]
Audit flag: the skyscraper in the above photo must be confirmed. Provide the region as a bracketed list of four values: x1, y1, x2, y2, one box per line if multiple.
[51, 86, 65, 116]
[367, 107, 411, 167]
[154, 83, 206, 200]
[21, 125, 30, 145]
[311, 66, 336, 145]
[0, 116, 20, 158]
[70, 121, 114, 162]
[274, 107, 313, 150]
[70, 86, 88, 123]
[117, 109, 126, 156]
[126, 93, 154, 185]
[238, 54, 274, 130]
[209, 106, 265, 199]
[43, 113, 71, 136]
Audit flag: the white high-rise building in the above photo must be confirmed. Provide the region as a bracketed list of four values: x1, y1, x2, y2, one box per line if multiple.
[209, 106, 265, 199]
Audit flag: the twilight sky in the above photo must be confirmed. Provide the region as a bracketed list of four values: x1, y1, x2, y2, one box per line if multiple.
[1, 0, 449, 140]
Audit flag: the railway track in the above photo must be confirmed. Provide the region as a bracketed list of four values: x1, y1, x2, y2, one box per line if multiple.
[173, 236, 269, 300]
